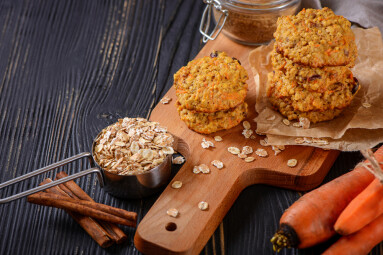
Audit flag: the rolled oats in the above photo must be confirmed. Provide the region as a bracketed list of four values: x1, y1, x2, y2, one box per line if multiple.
[255, 148, 268, 157]
[160, 96, 172, 104]
[199, 164, 210, 174]
[172, 156, 185, 165]
[287, 159, 298, 167]
[292, 122, 301, 127]
[295, 137, 305, 144]
[299, 117, 311, 129]
[244, 157, 255, 162]
[228, 147, 241, 155]
[242, 146, 253, 155]
[214, 136, 223, 142]
[201, 138, 214, 149]
[362, 102, 371, 108]
[211, 160, 224, 169]
[260, 139, 268, 147]
[167, 208, 179, 217]
[198, 201, 209, 211]
[171, 181, 183, 189]
[238, 153, 247, 159]
[242, 129, 253, 139]
[312, 137, 329, 145]
[243, 121, 251, 130]
[282, 119, 290, 126]
[93, 117, 174, 175]
[193, 166, 201, 174]
[266, 115, 276, 121]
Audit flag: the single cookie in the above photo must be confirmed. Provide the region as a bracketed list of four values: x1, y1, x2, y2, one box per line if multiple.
[174, 51, 248, 113]
[267, 72, 360, 121]
[271, 51, 355, 92]
[268, 96, 345, 123]
[177, 102, 248, 134]
[274, 8, 357, 67]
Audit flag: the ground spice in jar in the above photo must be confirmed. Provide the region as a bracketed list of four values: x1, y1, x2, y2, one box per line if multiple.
[212, 0, 300, 45]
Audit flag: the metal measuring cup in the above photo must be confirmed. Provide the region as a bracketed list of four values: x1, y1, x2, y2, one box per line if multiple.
[0, 129, 177, 204]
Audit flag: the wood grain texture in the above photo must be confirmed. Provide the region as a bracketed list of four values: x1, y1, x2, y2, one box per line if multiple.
[0, 0, 381, 254]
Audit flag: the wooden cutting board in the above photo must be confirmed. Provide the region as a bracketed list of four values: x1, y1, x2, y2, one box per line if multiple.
[134, 34, 340, 255]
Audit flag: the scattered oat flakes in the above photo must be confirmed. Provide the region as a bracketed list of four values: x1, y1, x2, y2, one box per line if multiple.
[167, 208, 179, 217]
[295, 137, 305, 144]
[193, 166, 201, 174]
[303, 137, 313, 144]
[160, 96, 172, 104]
[312, 137, 329, 145]
[228, 147, 241, 155]
[243, 121, 251, 130]
[211, 160, 224, 169]
[244, 157, 255, 162]
[282, 119, 290, 126]
[266, 115, 276, 121]
[214, 136, 223, 142]
[242, 146, 253, 155]
[292, 122, 301, 127]
[255, 148, 268, 157]
[238, 153, 247, 159]
[171, 181, 183, 189]
[201, 138, 214, 149]
[250, 135, 256, 140]
[172, 156, 185, 165]
[271, 145, 283, 155]
[287, 159, 298, 167]
[362, 102, 371, 108]
[199, 164, 210, 174]
[198, 201, 209, 211]
[242, 129, 253, 139]
[299, 117, 310, 129]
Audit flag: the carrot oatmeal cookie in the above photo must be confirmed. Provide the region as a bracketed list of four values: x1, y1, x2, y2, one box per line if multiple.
[273, 8, 357, 67]
[173, 51, 248, 113]
[271, 51, 355, 92]
[267, 71, 359, 111]
[177, 102, 248, 134]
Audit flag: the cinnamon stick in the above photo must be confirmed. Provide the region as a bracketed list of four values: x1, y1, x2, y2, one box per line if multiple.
[28, 192, 137, 227]
[55, 172, 127, 244]
[39, 179, 114, 248]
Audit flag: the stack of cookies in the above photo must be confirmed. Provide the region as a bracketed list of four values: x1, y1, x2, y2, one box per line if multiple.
[267, 8, 360, 123]
[173, 51, 248, 134]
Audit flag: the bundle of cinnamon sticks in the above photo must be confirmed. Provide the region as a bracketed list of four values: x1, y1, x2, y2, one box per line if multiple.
[27, 171, 137, 248]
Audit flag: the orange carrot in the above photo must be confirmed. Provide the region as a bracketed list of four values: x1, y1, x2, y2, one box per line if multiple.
[323, 213, 383, 255]
[270, 146, 383, 251]
[334, 176, 383, 235]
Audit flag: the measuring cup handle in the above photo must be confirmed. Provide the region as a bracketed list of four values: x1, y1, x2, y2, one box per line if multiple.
[0, 152, 104, 204]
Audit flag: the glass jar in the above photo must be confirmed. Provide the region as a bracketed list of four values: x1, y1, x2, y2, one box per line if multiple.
[200, 0, 301, 45]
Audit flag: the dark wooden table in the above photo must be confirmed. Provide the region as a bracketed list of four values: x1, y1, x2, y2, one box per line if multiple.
[0, 0, 381, 254]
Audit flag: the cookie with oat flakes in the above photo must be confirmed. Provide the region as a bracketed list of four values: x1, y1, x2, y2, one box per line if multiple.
[274, 8, 357, 67]
[173, 51, 248, 113]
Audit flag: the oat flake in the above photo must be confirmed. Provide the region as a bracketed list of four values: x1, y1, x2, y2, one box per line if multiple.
[362, 102, 371, 108]
[243, 121, 251, 130]
[266, 115, 276, 121]
[228, 147, 240, 155]
[242, 146, 253, 155]
[199, 164, 210, 174]
[171, 181, 183, 189]
[299, 117, 310, 129]
[160, 96, 172, 104]
[282, 119, 290, 126]
[167, 208, 179, 217]
[238, 153, 247, 159]
[244, 157, 255, 162]
[214, 136, 223, 142]
[242, 129, 253, 139]
[211, 160, 224, 169]
[287, 159, 298, 167]
[198, 201, 209, 211]
[255, 148, 268, 157]
[172, 156, 185, 164]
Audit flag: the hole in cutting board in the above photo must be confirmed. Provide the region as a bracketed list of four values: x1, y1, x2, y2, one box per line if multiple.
[165, 222, 177, 231]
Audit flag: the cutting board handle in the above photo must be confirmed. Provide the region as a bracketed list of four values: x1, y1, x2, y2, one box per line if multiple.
[134, 156, 248, 255]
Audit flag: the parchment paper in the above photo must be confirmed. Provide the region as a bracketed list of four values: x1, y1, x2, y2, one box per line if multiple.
[249, 27, 383, 151]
